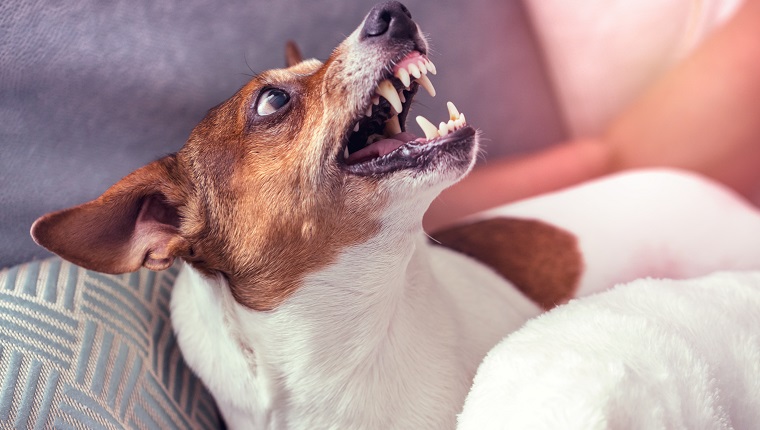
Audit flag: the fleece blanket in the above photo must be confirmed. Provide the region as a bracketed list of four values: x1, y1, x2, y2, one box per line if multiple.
[458, 271, 760, 429]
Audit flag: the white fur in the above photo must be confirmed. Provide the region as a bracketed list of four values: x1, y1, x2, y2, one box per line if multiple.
[170, 169, 760, 429]
[474, 169, 760, 297]
[458, 271, 760, 429]
[172, 223, 541, 428]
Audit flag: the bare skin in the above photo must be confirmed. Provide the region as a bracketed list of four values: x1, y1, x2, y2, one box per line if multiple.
[425, 0, 760, 232]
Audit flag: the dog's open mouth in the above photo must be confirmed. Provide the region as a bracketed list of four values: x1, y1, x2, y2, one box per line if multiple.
[341, 51, 474, 175]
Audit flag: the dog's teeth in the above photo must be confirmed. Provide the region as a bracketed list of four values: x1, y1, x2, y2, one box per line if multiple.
[398, 90, 406, 103]
[396, 68, 411, 88]
[344, 146, 350, 159]
[447, 101, 460, 120]
[376, 79, 403, 114]
[460, 113, 466, 125]
[416, 74, 436, 97]
[408, 63, 421, 79]
[417, 61, 427, 75]
[365, 105, 373, 117]
[426, 60, 437, 75]
[353, 122, 360, 132]
[372, 95, 380, 105]
[416, 115, 439, 140]
[438, 121, 449, 137]
[385, 115, 402, 136]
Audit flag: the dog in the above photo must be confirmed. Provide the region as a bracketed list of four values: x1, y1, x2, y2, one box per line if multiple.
[31, 2, 760, 428]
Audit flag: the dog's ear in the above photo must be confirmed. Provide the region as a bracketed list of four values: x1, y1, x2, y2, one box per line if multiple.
[31, 155, 191, 274]
[285, 40, 303, 67]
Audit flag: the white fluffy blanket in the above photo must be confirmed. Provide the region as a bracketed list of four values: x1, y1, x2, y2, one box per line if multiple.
[458, 271, 760, 429]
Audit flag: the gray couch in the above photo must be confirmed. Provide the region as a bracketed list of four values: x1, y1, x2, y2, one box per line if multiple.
[0, 0, 564, 427]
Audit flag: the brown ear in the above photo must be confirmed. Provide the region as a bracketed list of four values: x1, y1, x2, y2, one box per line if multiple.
[31, 155, 191, 274]
[285, 40, 303, 67]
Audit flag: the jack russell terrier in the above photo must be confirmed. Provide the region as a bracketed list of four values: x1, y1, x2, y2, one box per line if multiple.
[31, 2, 760, 428]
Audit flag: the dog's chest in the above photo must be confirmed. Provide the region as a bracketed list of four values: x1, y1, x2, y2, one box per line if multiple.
[169, 266, 462, 428]
[168, 235, 543, 429]
[170, 266, 272, 427]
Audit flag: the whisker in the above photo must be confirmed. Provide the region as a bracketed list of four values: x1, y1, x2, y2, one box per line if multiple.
[424, 232, 441, 245]
[243, 52, 262, 76]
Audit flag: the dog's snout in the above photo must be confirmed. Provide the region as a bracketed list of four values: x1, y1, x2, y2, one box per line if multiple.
[361, 1, 416, 41]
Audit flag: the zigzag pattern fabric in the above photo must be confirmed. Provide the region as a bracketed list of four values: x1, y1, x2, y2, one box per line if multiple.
[0, 258, 221, 429]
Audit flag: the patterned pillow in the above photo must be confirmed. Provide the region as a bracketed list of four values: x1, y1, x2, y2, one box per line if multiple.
[0, 258, 222, 429]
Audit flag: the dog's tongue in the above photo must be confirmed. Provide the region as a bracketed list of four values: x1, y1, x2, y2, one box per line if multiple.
[346, 132, 417, 164]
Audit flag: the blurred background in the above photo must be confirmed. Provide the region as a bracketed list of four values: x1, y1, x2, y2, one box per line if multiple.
[0, 0, 744, 267]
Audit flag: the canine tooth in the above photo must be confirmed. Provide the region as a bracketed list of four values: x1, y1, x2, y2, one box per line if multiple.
[447, 101, 460, 120]
[438, 122, 449, 137]
[376, 79, 403, 113]
[460, 113, 466, 125]
[396, 68, 411, 88]
[372, 95, 380, 105]
[353, 122, 360, 132]
[408, 63, 421, 79]
[418, 61, 427, 75]
[426, 60, 437, 75]
[416, 74, 436, 97]
[398, 90, 406, 103]
[416, 115, 439, 140]
[344, 146, 350, 159]
[385, 115, 402, 135]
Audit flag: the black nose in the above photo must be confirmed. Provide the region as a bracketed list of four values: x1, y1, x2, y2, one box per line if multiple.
[361, 1, 416, 41]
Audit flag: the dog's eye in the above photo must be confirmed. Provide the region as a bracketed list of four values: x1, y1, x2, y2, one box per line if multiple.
[256, 88, 290, 116]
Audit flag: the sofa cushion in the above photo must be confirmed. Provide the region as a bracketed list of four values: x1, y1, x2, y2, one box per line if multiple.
[0, 258, 221, 428]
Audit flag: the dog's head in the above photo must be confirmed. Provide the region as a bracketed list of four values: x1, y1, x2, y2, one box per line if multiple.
[31, 1, 478, 310]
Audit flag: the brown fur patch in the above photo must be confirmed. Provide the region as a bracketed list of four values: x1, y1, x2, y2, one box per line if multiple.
[175, 57, 388, 311]
[432, 217, 583, 309]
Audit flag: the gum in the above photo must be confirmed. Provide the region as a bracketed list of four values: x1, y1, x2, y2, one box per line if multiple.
[393, 52, 426, 73]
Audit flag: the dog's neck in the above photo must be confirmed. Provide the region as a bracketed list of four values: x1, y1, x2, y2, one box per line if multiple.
[172, 199, 474, 428]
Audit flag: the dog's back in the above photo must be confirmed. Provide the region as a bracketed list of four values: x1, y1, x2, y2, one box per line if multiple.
[437, 169, 760, 303]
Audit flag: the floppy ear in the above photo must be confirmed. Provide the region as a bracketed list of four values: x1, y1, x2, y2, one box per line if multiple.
[285, 40, 303, 67]
[31, 155, 191, 274]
